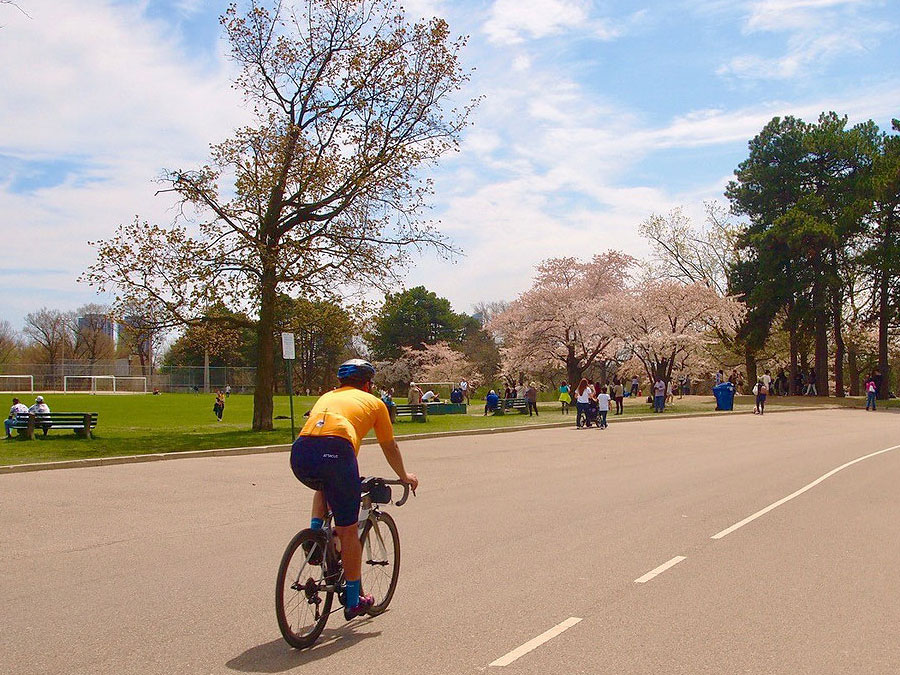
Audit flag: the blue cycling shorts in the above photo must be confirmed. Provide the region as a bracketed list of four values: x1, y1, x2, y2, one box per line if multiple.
[290, 436, 360, 527]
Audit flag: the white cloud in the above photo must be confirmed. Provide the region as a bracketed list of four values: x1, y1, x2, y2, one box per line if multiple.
[0, 0, 245, 322]
[174, 0, 206, 17]
[745, 0, 870, 31]
[716, 0, 891, 80]
[401, 0, 446, 21]
[482, 0, 618, 44]
[402, 65, 900, 310]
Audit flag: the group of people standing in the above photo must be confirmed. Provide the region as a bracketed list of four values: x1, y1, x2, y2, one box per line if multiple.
[559, 379, 624, 429]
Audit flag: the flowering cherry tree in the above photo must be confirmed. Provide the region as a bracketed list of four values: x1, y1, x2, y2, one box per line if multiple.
[606, 279, 746, 384]
[489, 251, 635, 385]
[375, 342, 482, 392]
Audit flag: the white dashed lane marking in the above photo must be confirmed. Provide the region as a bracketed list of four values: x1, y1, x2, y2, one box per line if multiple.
[489, 617, 583, 667]
[634, 556, 687, 584]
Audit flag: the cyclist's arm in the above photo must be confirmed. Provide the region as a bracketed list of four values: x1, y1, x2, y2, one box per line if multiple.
[379, 439, 417, 490]
[372, 400, 418, 490]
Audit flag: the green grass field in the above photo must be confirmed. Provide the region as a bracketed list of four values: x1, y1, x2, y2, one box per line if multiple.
[1, 391, 892, 466]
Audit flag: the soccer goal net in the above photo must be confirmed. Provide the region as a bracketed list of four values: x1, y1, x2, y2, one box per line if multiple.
[113, 376, 147, 393]
[0, 375, 34, 392]
[64, 375, 116, 393]
[63, 376, 148, 393]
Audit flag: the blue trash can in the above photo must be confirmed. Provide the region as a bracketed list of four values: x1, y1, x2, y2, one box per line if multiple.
[713, 382, 735, 411]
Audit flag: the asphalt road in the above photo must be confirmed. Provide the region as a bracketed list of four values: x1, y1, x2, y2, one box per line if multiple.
[2, 408, 899, 674]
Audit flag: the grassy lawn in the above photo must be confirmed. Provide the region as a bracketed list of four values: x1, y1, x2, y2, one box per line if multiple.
[1, 391, 893, 466]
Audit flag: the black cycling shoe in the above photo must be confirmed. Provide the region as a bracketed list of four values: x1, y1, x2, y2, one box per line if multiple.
[344, 594, 374, 621]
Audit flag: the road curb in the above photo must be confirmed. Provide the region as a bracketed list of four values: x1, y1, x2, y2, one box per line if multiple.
[0, 405, 836, 475]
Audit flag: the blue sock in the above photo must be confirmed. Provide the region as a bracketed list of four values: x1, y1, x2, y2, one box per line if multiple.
[345, 579, 361, 608]
[310, 518, 323, 530]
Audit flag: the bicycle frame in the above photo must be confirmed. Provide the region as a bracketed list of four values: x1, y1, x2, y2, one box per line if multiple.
[311, 479, 410, 600]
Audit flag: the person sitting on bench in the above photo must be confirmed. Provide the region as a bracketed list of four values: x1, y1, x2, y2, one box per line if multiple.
[484, 389, 499, 415]
[5, 397, 29, 438]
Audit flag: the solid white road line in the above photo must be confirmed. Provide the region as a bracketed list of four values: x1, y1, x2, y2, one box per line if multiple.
[711, 443, 900, 540]
[634, 556, 687, 584]
[489, 617, 583, 667]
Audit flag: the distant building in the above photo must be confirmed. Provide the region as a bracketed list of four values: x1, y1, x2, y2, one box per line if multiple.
[78, 314, 115, 339]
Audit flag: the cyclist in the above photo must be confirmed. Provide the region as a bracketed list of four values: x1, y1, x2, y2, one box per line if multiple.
[290, 359, 418, 620]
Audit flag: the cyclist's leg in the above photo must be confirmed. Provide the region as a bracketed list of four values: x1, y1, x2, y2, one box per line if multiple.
[315, 439, 369, 613]
[292, 437, 323, 527]
[310, 490, 327, 528]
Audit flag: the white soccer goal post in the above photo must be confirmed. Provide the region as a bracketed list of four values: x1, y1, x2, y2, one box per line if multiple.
[0, 375, 34, 392]
[64, 375, 115, 393]
[113, 376, 147, 393]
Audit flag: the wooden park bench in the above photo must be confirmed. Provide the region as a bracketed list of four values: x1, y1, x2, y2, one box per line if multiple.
[11, 412, 99, 440]
[393, 403, 427, 423]
[493, 398, 529, 415]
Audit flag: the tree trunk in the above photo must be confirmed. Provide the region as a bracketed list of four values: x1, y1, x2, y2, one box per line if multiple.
[813, 280, 829, 396]
[878, 229, 891, 400]
[565, 344, 582, 388]
[832, 289, 845, 397]
[787, 301, 799, 395]
[252, 268, 277, 431]
[847, 346, 860, 397]
[744, 345, 757, 391]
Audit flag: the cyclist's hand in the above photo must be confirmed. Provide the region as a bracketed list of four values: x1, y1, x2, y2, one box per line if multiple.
[403, 472, 418, 492]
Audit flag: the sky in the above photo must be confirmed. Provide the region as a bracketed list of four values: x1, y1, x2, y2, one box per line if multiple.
[1, 0, 899, 330]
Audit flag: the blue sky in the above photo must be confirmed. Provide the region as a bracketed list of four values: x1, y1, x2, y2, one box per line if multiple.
[1, 0, 899, 330]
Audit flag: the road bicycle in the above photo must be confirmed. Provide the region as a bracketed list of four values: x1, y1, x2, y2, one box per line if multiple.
[275, 477, 411, 649]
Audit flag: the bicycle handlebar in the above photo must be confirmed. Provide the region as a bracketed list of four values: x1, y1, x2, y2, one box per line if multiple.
[364, 478, 414, 506]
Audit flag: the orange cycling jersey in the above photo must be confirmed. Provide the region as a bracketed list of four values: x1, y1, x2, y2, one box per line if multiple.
[299, 386, 394, 454]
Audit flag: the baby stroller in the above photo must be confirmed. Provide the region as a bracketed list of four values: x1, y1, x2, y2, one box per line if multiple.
[583, 399, 600, 428]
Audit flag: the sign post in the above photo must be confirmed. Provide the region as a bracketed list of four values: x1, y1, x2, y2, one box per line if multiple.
[281, 332, 296, 438]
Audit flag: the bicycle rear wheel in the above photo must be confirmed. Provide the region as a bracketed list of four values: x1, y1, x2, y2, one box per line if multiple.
[359, 511, 400, 615]
[276, 529, 333, 648]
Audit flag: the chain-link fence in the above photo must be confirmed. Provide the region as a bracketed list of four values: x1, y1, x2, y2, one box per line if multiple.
[0, 362, 257, 393]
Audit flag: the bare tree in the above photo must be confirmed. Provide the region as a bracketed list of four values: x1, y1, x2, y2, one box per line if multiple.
[0, 320, 21, 364]
[23, 308, 74, 368]
[639, 202, 740, 296]
[471, 300, 509, 327]
[83, 0, 475, 430]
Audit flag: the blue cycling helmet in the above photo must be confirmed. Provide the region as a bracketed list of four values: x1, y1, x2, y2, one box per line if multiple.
[337, 359, 376, 382]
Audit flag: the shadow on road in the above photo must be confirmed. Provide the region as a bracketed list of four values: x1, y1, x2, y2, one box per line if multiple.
[225, 619, 381, 673]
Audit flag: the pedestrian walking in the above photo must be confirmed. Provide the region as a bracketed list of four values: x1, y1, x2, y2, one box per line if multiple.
[596, 385, 611, 429]
[613, 379, 624, 415]
[753, 380, 767, 415]
[630, 375, 639, 397]
[865, 376, 877, 411]
[806, 368, 817, 396]
[525, 382, 539, 416]
[653, 378, 666, 413]
[558, 381, 571, 414]
[574, 379, 593, 429]
[459, 379, 469, 404]
[213, 391, 225, 421]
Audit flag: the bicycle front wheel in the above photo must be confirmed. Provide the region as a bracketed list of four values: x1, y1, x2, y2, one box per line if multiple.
[275, 529, 333, 649]
[359, 511, 400, 615]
